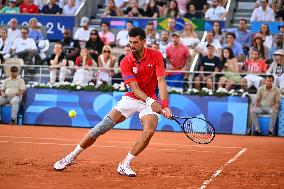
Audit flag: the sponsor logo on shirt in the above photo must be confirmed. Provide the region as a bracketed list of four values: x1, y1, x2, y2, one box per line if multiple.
[133, 67, 137, 74]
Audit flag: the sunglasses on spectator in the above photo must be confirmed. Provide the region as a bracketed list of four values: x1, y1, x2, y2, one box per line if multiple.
[91, 33, 98, 35]
[103, 50, 110, 53]
[63, 32, 69, 35]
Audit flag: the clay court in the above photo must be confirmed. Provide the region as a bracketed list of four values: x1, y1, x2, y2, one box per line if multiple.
[0, 125, 283, 189]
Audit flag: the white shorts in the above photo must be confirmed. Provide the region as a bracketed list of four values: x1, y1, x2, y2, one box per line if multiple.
[244, 74, 264, 89]
[113, 96, 159, 119]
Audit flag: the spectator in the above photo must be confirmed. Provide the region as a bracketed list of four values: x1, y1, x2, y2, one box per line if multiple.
[61, 29, 80, 62]
[266, 49, 284, 88]
[124, 0, 145, 17]
[222, 19, 253, 57]
[218, 47, 241, 91]
[0, 27, 13, 63]
[180, 21, 200, 49]
[194, 44, 222, 90]
[85, 29, 104, 64]
[0, 66, 26, 125]
[188, 0, 208, 11]
[212, 21, 225, 45]
[240, 48, 267, 91]
[276, 3, 284, 21]
[20, 0, 39, 13]
[103, 0, 121, 17]
[145, 0, 159, 18]
[250, 0, 275, 22]
[49, 43, 71, 83]
[74, 17, 92, 48]
[116, 20, 133, 47]
[0, 0, 19, 13]
[250, 33, 269, 61]
[9, 27, 37, 64]
[159, 30, 170, 59]
[223, 32, 245, 62]
[7, 18, 20, 45]
[62, 0, 77, 16]
[145, 21, 160, 46]
[269, 34, 283, 60]
[177, 0, 189, 16]
[279, 24, 284, 36]
[205, 0, 226, 20]
[259, 23, 273, 49]
[167, 17, 177, 35]
[113, 44, 131, 84]
[184, 2, 203, 19]
[194, 31, 222, 57]
[97, 45, 116, 86]
[28, 18, 44, 45]
[166, 32, 190, 88]
[98, 22, 115, 47]
[34, 0, 43, 10]
[41, 0, 62, 14]
[250, 75, 280, 136]
[163, 0, 180, 18]
[73, 48, 94, 85]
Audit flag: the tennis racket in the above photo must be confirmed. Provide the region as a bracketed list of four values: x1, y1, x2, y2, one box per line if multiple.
[170, 114, 215, 144]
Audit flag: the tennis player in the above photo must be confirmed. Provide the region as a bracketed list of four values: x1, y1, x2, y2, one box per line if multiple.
[54, 27, 172, 177]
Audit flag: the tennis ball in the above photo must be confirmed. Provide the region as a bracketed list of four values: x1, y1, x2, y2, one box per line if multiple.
[69, 110, 77, 118]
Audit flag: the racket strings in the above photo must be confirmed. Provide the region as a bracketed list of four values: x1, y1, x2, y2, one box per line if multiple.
[183, 118, 214, 144]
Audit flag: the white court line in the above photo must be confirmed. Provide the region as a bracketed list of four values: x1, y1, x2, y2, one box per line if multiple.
[0, 135, 242, 149]
[0, 140, 212, 153]
[198, 148, 247, 189]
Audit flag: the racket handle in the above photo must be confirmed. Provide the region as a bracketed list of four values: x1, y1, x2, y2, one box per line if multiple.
[161, 109, 173, 118]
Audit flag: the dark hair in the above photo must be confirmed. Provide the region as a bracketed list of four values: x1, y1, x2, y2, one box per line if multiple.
[88, 29, 102, 42]
[212, 21, 222, 35]
[226, 32, 236, 39]
[126, 20, 134, 26]
[239, 19, 247, 23]
[187, 2, 196, 11]
[222, 47, 235, 59]
[100, 21, 110, 27]
[266, 74, 274, 81]
[260, 23, 270, 36]
[21, 27, 29, 33]
[128, 27, 146, 40]
[10, 66, 18, 72]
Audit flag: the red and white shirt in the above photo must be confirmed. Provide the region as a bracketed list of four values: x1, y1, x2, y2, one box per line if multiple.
[120, 47, 165, 100]
[244, 59, 267, 73]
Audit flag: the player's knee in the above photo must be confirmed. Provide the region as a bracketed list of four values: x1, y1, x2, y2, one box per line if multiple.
[89, 116, 116, 139]
[142, 129, 155, 139]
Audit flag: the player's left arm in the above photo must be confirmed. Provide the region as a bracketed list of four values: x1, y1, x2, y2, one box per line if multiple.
[157, 76, 172, 119]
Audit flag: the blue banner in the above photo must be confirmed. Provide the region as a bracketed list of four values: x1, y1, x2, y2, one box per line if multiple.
[251, 21, 283, 35]
[0, 13, 75, 40]
[23, 88, 249, 135]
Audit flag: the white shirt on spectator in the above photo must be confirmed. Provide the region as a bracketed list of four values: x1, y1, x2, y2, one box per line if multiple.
[74, 28, 92, 42]
[205, 6, 226, 20]
[116, 30, 129, 47]
[196, 39, 222, 56]
[7, 28, 21, 45]
[0, 38, 13, 55]
[11, 38, 37, 53]
[63, 4, 77, 16]
[250, 6, 275, 22]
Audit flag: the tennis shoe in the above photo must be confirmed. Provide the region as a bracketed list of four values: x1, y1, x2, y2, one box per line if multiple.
[54, 155, 74, 171]
[117, 162, 136, 177]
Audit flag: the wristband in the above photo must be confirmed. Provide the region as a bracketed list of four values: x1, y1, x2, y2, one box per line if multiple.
[146, 97, 156, 106]
[161, 99, 169, 108]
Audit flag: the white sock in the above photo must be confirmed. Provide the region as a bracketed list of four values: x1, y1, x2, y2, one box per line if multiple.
[67, 144, 84, 160]
[122, 151, 135, 164]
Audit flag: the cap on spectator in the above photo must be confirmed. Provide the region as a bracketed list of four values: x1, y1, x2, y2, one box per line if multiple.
[80, 17, 89, 26]
[10, 66, 18, 72]
[206, 43, 216, 49]
[274, 49, 284, 56]
[9, 0, 17, 3]
[171, 32, 180, 37]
